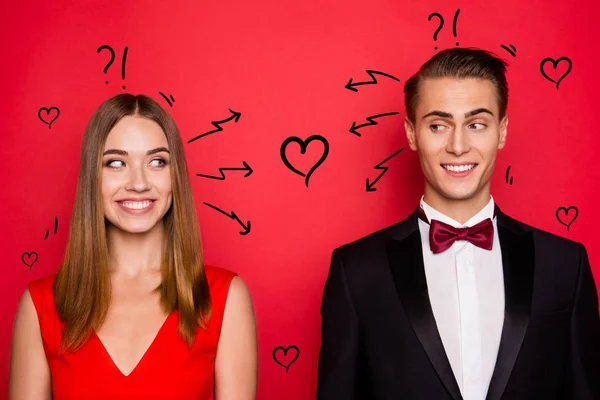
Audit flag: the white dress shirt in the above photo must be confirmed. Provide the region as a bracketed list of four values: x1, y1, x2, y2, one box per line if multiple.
[418, 196, 505, 400]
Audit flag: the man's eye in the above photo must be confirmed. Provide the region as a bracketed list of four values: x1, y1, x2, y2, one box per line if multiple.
[430, 124, 445, 132]
[470, 123, 487, 130]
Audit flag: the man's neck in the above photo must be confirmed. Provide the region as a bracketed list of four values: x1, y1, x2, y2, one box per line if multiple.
[422, 185, 492, 225]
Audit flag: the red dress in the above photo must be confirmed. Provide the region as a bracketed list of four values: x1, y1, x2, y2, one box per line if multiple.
[28, 265, 236, 400]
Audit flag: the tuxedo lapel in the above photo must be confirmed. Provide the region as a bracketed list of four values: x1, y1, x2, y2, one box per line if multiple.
[485, 207, 535, 400]
[386, 208, 463, 400]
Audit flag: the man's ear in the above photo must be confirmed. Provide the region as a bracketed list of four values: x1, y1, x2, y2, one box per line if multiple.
[498, 115, 508, 149]
[405, 117, 418, 151]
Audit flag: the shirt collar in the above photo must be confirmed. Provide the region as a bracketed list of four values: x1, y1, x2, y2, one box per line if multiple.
[419, 195, 495, 228]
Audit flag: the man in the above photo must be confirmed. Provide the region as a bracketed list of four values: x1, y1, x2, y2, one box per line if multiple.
[317, 48, 600, 400]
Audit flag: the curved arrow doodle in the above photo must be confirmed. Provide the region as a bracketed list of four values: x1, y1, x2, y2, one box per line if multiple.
[188, 109, 242, 144]
[350, 112, 400, 136]
[345, 70, 400, 92]
[366, 148, 404, 192]
[196, 162, 253, 180]
[203, 202, 250, 235]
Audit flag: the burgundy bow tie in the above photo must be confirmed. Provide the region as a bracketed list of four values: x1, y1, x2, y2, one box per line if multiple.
[418, 206, 495, 254]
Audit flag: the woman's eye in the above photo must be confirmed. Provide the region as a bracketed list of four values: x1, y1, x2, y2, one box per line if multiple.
[150, 158, 167, 167]
[106, 160, 124, 168]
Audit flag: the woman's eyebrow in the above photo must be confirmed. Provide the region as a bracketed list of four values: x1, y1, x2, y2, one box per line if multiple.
[102, 147, 170, 156]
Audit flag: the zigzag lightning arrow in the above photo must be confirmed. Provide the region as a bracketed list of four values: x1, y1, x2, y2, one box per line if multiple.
[203, 202, 251, 235]
[366, 148, 404, 192]
[196, 161, 253, 180]
[345, 70, 400, 92]
[188, 109, 242, 144]
[350, 112, 400, 136]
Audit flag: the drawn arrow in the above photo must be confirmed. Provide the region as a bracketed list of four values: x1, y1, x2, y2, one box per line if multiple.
[366, 148, 404, 192]
[203, 202, 251, 235]
[350, 112, 400, 136]
[196, 162, 253, 180]
[345, 70, 400, 92]
[187, 109, 242, 144]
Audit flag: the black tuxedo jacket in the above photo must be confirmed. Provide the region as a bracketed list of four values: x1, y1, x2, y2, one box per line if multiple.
[317, 206, 600, 400]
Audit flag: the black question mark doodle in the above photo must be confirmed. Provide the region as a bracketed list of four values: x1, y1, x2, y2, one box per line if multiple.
[540, 57, 572, 90]
[97, 45, 128, 89]
[427, 12, 444, 50]
[505, 165, 514, 185]
[272, 345, 300, 373]
[500, 44, 517, 57]
[556, 206, 578, 231]
[37, 106, 60, 129]
[21, 252, 38, 270]
[280, 135, 329, 188]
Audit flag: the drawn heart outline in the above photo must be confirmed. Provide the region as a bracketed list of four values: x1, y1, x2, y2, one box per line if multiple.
[272, 345, 300, 373]
[540, 57, 572, 90]
[21, 251, 38, 269]
[38, 106, 60, 129]
[280, 135, 329, 187]
[556, 206, 578, 231]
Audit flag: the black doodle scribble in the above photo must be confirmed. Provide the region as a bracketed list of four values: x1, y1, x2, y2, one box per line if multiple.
[505, 165, 514, 185]
[158, 92, 175, 107]
[540, 57, 572, 90]
[350, 112, 401, 137]
[97, 45, 129, 89]
[272, 345, 300, 373]
[345, 70, 400, 92]
[280, 135, 329, 188]
[188, 109, 241, 144]
[556, 206, 578, 231]
[21, 252, 38, 270]
[500, 44, 517, 57]
[38, 106, 60, 129]
[428, 9, 460, 50]
[196, 162, 253, 180]
[43, 216, 58, 240]
[366, 148, 404, 192]
[203, 202, 250, 235]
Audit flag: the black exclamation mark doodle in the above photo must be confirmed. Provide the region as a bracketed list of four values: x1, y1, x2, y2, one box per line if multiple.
[452, 9, 460, 46]
[43, 216, 58, 240]
[121, 46, 128, 89]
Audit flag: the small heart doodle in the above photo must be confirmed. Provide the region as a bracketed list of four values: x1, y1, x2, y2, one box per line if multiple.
[21, 251, 38, 270]
[280, 135, 329, 187]
[38, 106, 60, 129]
[556, 206, 578, 231]
[272, 345, 300, 373]
[540, 57, 572, 90]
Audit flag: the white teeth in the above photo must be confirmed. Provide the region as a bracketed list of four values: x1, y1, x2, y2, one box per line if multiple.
[443, 164, 475, 172]
[120, 200, 153, 210]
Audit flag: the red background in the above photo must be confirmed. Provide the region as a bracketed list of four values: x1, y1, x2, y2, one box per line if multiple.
[1, 0, 599, 398]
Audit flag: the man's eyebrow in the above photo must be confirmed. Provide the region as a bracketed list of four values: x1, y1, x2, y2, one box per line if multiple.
[102, 147, 170, 156]
[465, 108, 495, 118]
[422, 110, 453, 120]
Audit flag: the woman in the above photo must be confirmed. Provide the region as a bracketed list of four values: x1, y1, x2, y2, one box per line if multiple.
[9, 94, 257, 399]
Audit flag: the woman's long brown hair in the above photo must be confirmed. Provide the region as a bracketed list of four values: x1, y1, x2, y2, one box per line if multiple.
[54, 94, 211, 351]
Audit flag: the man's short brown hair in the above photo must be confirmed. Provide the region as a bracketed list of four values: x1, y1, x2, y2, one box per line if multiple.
[404, 48, 509, 123]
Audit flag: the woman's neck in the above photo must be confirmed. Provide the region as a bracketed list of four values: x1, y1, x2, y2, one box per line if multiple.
[106, 221, 165, 277]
